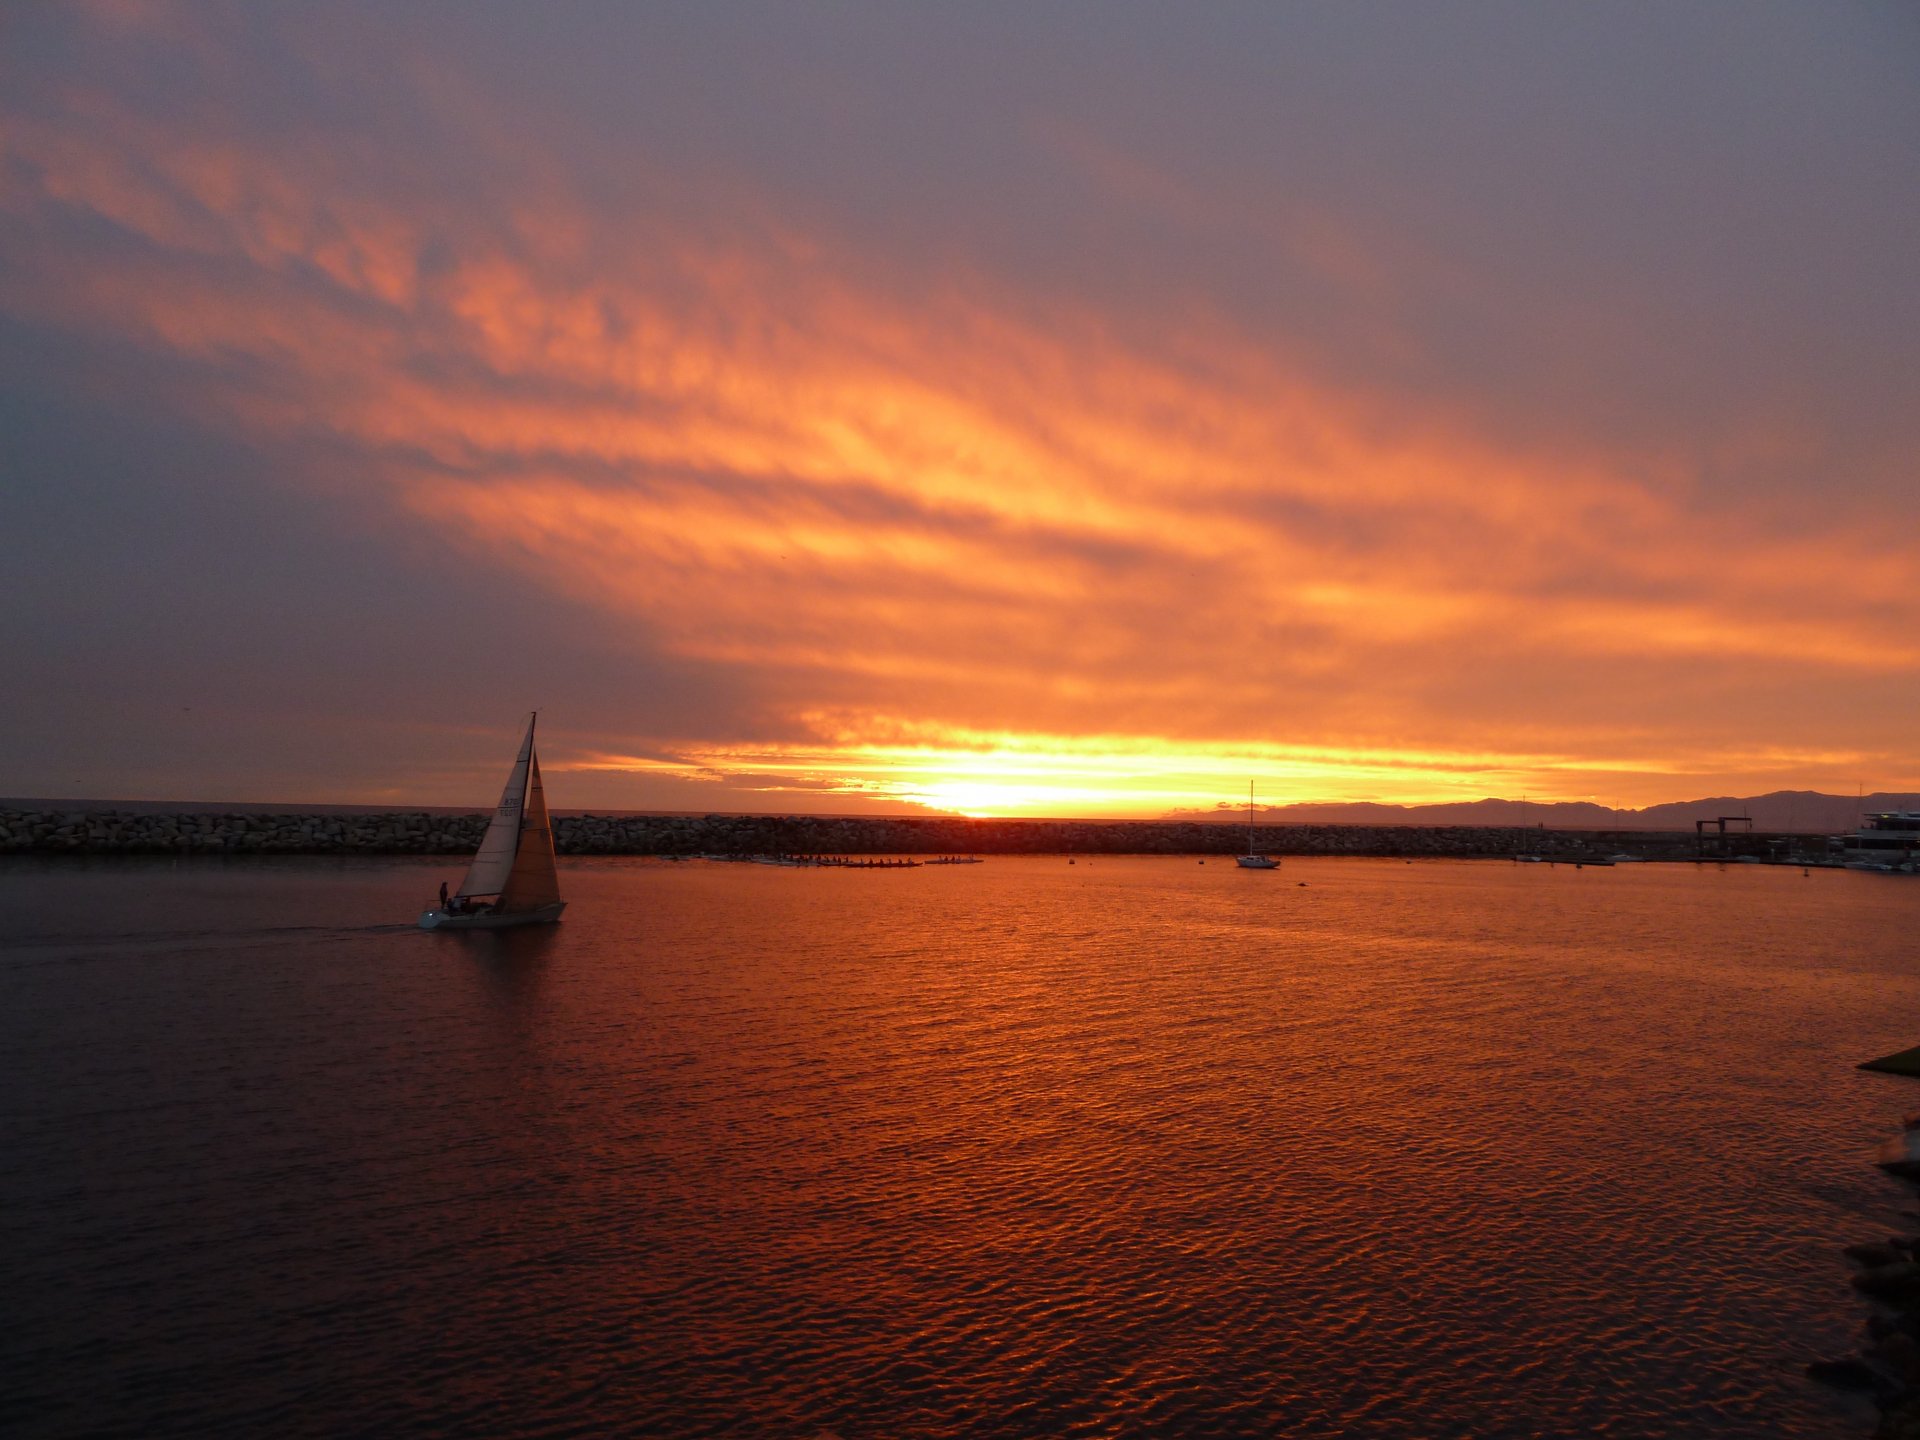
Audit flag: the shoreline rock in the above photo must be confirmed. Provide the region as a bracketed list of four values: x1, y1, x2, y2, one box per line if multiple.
[1817, 1131, 1920, 1437]
[0, 807, 1729, 861]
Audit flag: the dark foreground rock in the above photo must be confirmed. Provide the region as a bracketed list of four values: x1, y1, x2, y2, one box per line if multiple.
[1809, 1357, 1886, 1393]
[1828, 1133, 1920, 1437]
[1850, 1243, 1912, 1269]
[0, 807, 1712, 861]
[1853, 1264, 1920, 1301]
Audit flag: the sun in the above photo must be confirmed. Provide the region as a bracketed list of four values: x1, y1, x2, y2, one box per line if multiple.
[904, 778, 1100, 818]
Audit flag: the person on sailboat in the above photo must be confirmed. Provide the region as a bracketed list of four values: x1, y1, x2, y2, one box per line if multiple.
[439, 881, 450, 910]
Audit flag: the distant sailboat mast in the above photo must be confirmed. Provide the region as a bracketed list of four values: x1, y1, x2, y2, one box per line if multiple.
[1236, 782, 1279, 867]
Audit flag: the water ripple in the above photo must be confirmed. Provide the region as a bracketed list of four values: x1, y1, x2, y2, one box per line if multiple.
[1, 856, 1916, 1436]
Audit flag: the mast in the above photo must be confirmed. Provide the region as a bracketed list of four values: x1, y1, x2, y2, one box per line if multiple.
[497, 718, 561, 911]
[1248, 780, 1255, 857]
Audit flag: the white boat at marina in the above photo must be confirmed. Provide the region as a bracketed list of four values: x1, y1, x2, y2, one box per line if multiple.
[1842, 812, 1920, 872]
[1236, 781, 1279, 870]
[418, 714, 566, 929]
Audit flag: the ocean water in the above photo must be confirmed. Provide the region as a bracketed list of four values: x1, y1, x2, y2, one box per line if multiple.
[3, 855, 1919, 1438]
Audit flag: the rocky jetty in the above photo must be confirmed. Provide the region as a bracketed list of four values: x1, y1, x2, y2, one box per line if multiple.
[0, 806, 1712, 860]
[1811, 1117, 1920, 1436]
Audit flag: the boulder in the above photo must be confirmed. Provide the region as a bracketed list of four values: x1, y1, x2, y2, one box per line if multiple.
[1850, 1243, 1909, 1269]
[1877, 1132, 1920, 1176]
[1873, 1329, 1920, 1385]
[1852, 1262, 1920, 1300]
[1806, 1356, 1883, 1392]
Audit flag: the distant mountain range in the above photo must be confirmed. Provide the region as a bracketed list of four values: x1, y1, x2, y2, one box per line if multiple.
[1164, 791, 1917, 833]
[7, 790, 1915, 833]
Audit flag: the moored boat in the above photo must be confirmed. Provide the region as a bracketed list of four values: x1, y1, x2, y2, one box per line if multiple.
[1236, 781, 1280, 869]
[1842, 812, 1920, 872]
[419, 714, 566, 929]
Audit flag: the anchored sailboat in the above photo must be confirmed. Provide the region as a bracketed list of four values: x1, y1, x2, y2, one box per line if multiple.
[1236, 781, 1279, 870]
[419, 714, 566, 930]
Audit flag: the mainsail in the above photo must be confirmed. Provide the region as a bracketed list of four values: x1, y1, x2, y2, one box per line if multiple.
[497, 751, 561, 910]
[455, 714, 558, 909]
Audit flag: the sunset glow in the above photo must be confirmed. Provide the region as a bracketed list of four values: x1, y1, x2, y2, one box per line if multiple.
[556, 730, 1890, 820]
[3, 4, 1915, 813]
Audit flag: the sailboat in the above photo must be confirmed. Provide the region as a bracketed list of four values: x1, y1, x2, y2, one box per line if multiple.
[1236, 781, 1280, 869]
[418, 713, 566, 930]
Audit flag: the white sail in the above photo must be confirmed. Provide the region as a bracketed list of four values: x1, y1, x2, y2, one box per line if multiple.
[497, 751, 561, 911]
[456, 715, 536, 899]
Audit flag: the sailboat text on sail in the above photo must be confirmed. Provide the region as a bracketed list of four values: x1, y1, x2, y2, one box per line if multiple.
[419, 713, 567, 930]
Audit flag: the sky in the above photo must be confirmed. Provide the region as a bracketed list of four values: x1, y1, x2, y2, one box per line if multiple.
[2, 1, 1916, 817]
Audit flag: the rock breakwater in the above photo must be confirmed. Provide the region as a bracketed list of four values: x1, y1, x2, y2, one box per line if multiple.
[0, 807, 1709, 860]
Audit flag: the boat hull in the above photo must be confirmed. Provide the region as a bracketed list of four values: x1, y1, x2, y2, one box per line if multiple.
[418, 903, 566, 931]
[1235, 855, 1280, 870]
